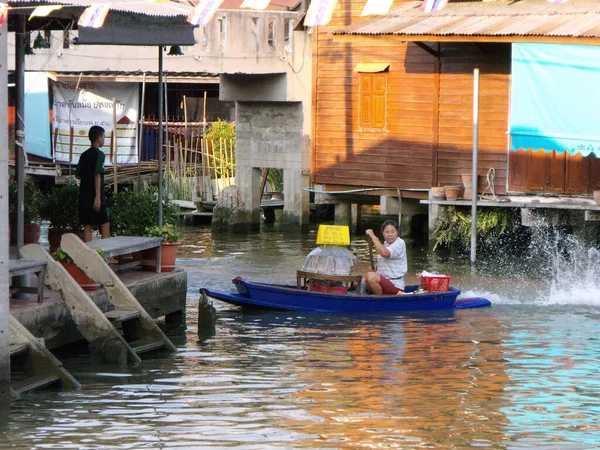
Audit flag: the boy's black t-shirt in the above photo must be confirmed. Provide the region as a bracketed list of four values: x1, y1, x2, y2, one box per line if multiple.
[76, 147, 105, 206]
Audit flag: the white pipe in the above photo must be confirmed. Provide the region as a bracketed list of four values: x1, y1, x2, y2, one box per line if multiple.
[470, 68, 480, 266]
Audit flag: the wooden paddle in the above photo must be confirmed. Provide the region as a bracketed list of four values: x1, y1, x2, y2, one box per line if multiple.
[367, 236, 375, 271]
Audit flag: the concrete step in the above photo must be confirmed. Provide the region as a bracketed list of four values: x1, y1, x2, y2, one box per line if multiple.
[129, 338, 165, 355]
[104, 309, 141, 324]
[12, 374, 61, 396]
[10, 343, 29, 357]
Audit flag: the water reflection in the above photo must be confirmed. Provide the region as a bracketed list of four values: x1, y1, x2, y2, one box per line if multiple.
[2, 224, 600, 449]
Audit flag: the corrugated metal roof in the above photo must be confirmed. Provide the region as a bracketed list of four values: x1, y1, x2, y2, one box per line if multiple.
[8, 0, 192, 18]
[51, 71, 220, 83]
[333, 0, 600, 41]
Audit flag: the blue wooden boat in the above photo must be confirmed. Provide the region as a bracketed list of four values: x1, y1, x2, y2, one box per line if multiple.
[200, 277, 491, 312]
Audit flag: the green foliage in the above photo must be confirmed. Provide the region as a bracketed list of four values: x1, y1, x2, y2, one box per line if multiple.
[8, 180, 17, 222]
[51, 247, 73, 263]
[433, 208, 516, 251]
[145, 223, 182, 242]
[266, 168, 284, 192]
[40, 183, 82, 230]
[167, 169, 194, 201]
[24, 181, 42, 223]
[8, 180, 42, 224]
[206, 119, 235, 179]
[52, 246, 108, 263]
[205, 119, 236, 143]
[109, 185, 179, 236]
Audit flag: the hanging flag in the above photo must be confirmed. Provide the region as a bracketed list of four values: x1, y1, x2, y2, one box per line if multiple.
[421, 0, 450, 13]
[361, 0, 393, 16]
[241, 0, 271, 9]
[78, 4, 111, 28]
[187, 0, 224, 26]
[29, 5, 63, 20]
[304, 0, 338, 27]
[0, 3, 8, 27]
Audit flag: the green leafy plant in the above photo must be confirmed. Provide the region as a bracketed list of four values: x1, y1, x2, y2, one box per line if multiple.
[266, 168, 283, 192]
[52, 246, 108, 263]
[9, 180, 42, 224]
[109, 185, 179, 236]
[205, 119, 236, 179]
[144, 224, 182, 242]
[40, 182, 82, 230]
[433, 208, 516, 251]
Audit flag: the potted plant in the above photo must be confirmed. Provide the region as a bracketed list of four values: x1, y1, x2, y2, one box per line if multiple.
[109, 185, 179, 237]
[9, 180, 43, 244]
[52, 246, 107, 291]
[40, 183, 83, 251]
[141, 224, 183, 272]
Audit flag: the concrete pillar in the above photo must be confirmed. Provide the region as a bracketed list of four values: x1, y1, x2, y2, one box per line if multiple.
[1, 22, 11, 407]
[236, 166, 262, 232]
[428, 191, 442, 243]
[351, 204, 361, 233]
[334, 203, 352, 227]
[282, 167, 308, 227]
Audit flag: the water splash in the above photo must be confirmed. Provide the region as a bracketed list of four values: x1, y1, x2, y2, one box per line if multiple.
[529, 218, 600, 306]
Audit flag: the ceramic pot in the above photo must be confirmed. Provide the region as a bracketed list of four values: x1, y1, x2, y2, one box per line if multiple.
[24, 224, 41, 244]
[444, 186, 463, 201]
[461, 173, 473, 188]
[141, 242, 181, 272]
[48, 228, 84, 252]
[60, 261, 100, 291]
[431, 187, 446, 200]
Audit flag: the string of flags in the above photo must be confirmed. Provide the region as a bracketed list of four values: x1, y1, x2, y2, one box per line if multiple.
[361, 0, 393, 16]
[0, 3, 6, 26]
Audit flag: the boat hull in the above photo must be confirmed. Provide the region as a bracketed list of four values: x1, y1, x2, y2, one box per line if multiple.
[200, 278, 491, 312]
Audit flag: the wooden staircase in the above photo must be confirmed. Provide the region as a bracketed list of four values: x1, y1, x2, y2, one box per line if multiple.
[10, 315, 81, 399]
[20, 234, 177, 365]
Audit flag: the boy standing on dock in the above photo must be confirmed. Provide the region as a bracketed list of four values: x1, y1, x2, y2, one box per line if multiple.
[76, 125, 110, 242]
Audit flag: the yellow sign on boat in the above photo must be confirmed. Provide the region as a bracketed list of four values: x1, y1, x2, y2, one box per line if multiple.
[316, 225, 350, 246]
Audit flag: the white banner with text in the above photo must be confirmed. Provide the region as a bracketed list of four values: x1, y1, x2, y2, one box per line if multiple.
[52, 80, 139, 164]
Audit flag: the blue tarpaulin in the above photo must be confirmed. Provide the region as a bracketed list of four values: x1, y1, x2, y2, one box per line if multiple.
[24, 72, 52, 159]
[510, 43, 600, 157]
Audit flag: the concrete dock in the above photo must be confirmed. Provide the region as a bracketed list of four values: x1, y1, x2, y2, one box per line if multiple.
[10, 268, 187, 351]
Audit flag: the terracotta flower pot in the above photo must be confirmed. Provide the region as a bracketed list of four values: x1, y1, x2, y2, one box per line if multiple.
[444, 186, 463, 201]
[48, 228, 83, 252]
[24, 223, 41, 244]
[141, 242, 181, 272]
[60, 261, 100, 291]
[431, 187, 446, 200]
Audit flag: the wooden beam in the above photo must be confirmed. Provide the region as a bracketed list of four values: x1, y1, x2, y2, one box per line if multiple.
[332, 34, 600, 47]
[414, 41, 439, 58]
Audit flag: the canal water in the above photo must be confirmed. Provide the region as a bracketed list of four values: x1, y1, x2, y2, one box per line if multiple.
[2, 223, 600, 449]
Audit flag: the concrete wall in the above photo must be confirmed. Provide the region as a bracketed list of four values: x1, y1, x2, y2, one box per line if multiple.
[235, 102, 309, 228]
[10, 10, 306, 81]
[1, 20, 10, 405]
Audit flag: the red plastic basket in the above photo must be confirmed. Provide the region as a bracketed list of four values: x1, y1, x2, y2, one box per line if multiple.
[420, 275, 451, 292]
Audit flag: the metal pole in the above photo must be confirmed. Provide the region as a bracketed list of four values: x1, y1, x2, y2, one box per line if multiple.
[158, 47, 163, 227]
[15, 18, 25, 254]
[470, 68, 480, 266]
[137, 72, 146, 187]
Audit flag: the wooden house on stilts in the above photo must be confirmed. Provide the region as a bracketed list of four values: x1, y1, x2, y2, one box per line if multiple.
[311, 0, 600, 237]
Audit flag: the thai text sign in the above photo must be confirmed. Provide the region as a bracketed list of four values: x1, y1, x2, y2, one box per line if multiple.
[52, 81, 139, 164]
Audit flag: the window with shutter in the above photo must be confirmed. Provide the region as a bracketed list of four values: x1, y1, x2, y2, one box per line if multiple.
[359, 71, 387, 130]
